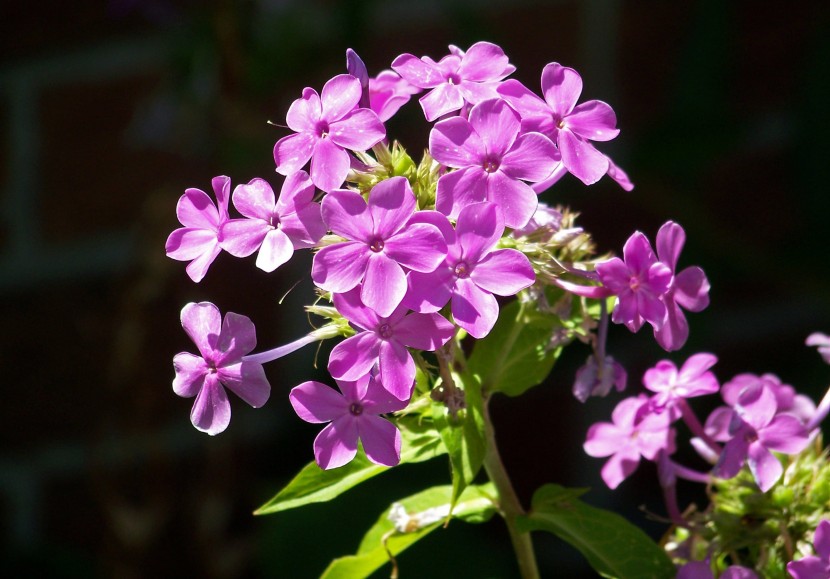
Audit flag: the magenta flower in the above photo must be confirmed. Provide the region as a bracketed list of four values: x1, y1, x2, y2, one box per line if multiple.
[172, 302, 270, 436]
[273, 74, 386, 192]
[643, 353, 719, 415]
[719, 373, 815, 425]
[220, 172, 326, 272]
[653, 222, 710, 351]
[311, 176, 447, 317]
[497, 63, 621, 186]
[583, 395, 675, 489]
[572, 355, 627, 403]
[290, 373, 407, 470]
[165, 175, 230, 282]
[403, 202, 535, 338]
[714, 381, 811, 491]
[391, 41, 515, 121]
[328, 288, 454, 401]
[787, 519, 830, 579]
[430, 98, 559, 229]
[595, 231, 673, 332]
[677, 561, 757, 579]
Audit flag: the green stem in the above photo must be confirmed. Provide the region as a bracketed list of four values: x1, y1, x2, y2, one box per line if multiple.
[482, 397, 540, 579]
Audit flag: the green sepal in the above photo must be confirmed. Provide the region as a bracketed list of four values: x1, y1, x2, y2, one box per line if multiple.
[320, 482, 497, 579]
[254, 417, 445, 515]
[516, 484, 675, 579]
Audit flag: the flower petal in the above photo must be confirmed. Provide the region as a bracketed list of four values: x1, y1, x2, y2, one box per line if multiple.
[274, 132, 316, 175]
[541, 62, 582, 117]
[467, 98, 519, 158]
[485, 171, 538, 229]
[497, 79, 551, 119]
[329, 109, 385, 151]
[566, 100, 620, 142]
[190, 375, 231, 436]
[310, 138, 350, 192]
[457, 41, 511, 82]
[321, 188, 371, 241]
[675, 266, 711, 312]
[362, 254, 407, 318]
[314, 417, 359, 470]
[403, 268, 454, 313]
[311, 242, 370, 293]
[332, 288, 380, 331]
[166, 228, 219, 261]
[655, 221, 685, 271]
[216, 311, 257, 363]
[429, 116, 484, 168]
[435, 168, 488, 221]
[419, 83, 464, 121]
[256, 229, 294, 272]
[219, 361, 270, 408]
[391, 53, 443, 88]
[500, 132, 560, 182]
[232, 178, 276, 220]
[285, 89, 321, 132]
[180, 302, 221, 358]
[328, 332, 381, 381]
[321, 74, 362, 121]
[747, 441, 783, 492]
[384, 223, 447, 272]
[367, 176, 417, 239]
[359, 415, 401, 466]
[558, 129, 609, 185]
[172, 352, 208, 398]
[378, 340, 415, 400]
[471, 249, 535, 296]
[455, 201, 503, 263]
[220, 219, 268, 258]
[394, 312, 454, 351]
[290, 380, 348, 423]
[452, 278, 498, 339]
[176, 188, 220, 229]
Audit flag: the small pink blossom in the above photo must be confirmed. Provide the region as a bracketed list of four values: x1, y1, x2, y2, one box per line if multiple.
[290, 373, 407, 470]
[165, 175, 230, 282]
[172, 302, 270, 435]
[643, 353, 719, 416]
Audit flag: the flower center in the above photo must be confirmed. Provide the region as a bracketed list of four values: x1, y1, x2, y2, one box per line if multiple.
[207, 362, 218, 374]
[369, 238, 385, 253]
[628, 276, 641, 292]
[446, 72, 461, 85]
[269, 215, 281, 228]
[316, 120, 330, 139]
[482, 156, 500, 173]
[349, 402, 364, 416]
[377, 323, 393, 339]
[453, 261, 470, 278]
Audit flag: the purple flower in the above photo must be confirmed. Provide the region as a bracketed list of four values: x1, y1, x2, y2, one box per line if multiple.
[346, 48, 419, 122]
[720, 373, 815, 425]
[403, 202, 535, 338]
[165, 175, 230, 282]
[290, 373, 407, 470]
[430, 98, 559, 229]
[328, 288, 454, 401]
[391, 41, 515, 121]
[643, 353, 719, 416]
[497, 63, 621, 186]
[787, 519, 830, 579]
[806, 332, 830, 365]
[311, 176, 447, 317]
[653, 222, 710, 351]
[572, 355, 627, 403]
[714, 381, 810, 491]
[273, 74, 386, 192]
[220, 172, 326, 272]
[595, 231, 673, 332]
[583, 395, 675, 489]
[677, 561, 757, 579]
[172, 302, 270, 435]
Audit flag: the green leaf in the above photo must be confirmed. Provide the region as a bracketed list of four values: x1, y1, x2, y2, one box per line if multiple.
[516, 484, 675, 579]
[468, 299, 562, 397]
[321, 482, 497, 579]
[255, 417, 445, 515]
[431, 371, 485, 510]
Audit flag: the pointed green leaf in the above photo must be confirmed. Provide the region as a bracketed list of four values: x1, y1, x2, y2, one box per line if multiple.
[516, 484, 675, 579]
[255, 417, 445, 515]
[321, 483, 497, 579]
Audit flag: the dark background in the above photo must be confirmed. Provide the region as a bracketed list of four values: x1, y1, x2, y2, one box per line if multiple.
[2, 0, 830, 577]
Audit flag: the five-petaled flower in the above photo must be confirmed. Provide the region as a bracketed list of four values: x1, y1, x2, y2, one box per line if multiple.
[172, 302, 270, 436]
[290, 373, 407, 470]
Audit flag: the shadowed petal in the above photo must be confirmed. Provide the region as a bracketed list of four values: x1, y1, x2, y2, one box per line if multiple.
[190, 375, 231, 436]
[403, 268, 454, 313]
[452, 278, 498, 339]
[675, 266, 711, 312]
[280, 202, 326, 249]
[600, 451, 640, 490]
[656, 221, 685, 271]
[394, 312, 454, 350]
[559, 129, 609, 185]
[177, 189, 220, 229]
[332, 288, 380, 331]
[455, 202, 503, 264]
[314, 417, 359, 470]
[322, 189, 371, 241]
[497, 79, 550, 118]
[181, 302, 221, 358]
[747, 441, 782, 492]
[384, 223, 447, 272]
[359, 416, 401, 466]
[378, 340, 415, 400]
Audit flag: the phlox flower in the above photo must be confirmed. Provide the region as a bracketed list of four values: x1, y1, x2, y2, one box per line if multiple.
[787, 519, 830, 579]
[172, 302, 270, 436]
[273, 74, 386, 192]
[677, 561, 757, 579]
[714, 381, 811, 491]
[653, 221, 710, 351]
[572, 355, 627, 403]
[430, 98, 559, 229]
[497, 62, 622, 186]
[165, 175, 230, 282]
[328, 288, 454, 401]
[595, 231, 673, 332]
[311, 176, 447, 317]
[220, 172, 326, 272]
[290, 373, 407, 470]
[643, 353, 719, 416]
[583, 395, 675, 489]
[346, 48, 419, 123]
[391, 41, 515, 121]
[403, 202, 535, 338]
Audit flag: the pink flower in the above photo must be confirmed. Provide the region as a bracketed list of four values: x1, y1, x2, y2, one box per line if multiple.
[311, 176, 447, 318]
[403, 202, 535, 338]
[220, 172, 326, 272]
[787, 519, 830, 579]
[273, 74, 386, 192]
[497, 62, 621, 186]
[165, 175, 230, 282]
[583, 395, 675, 489]
[643, 353, 719, 416]
[392, 41, 515, 121]
[595, 231, 673, 333]
[430, 98, 559, 229]
[290, 373, 407, 470]
[328, 288, 454, 401]
[172, 302, 270, 436]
